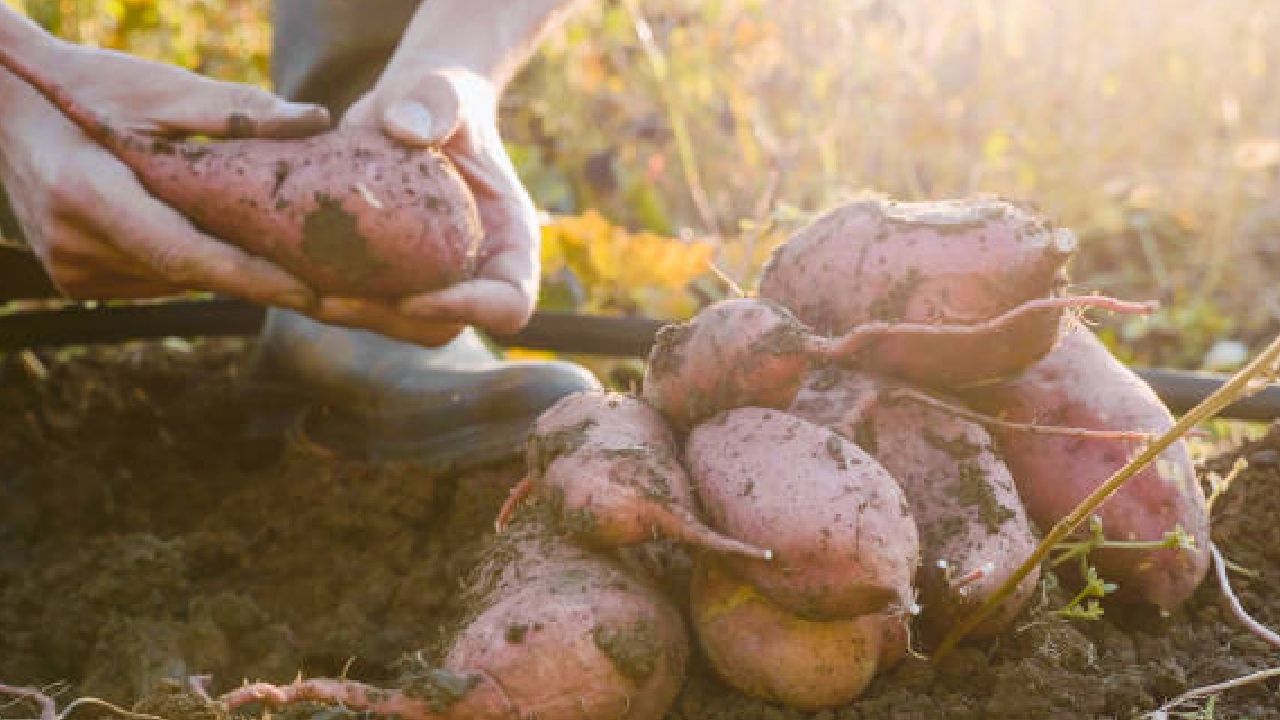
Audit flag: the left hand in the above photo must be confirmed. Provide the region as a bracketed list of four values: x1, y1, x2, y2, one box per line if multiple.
[311, 67, 540, 346]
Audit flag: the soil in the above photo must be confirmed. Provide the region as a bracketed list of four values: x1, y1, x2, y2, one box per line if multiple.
[1, 339, 1278, 719]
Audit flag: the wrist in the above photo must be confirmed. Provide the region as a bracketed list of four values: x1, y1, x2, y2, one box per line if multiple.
[382, 0, 583, 89]
[0, 10, 66, 128]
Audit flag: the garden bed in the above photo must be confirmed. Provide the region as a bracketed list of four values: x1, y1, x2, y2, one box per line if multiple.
[0, 340, 1277, 719]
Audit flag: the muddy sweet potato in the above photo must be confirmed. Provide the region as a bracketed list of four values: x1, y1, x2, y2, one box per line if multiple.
[642, 294, 1152, 431]
[689, 554, 908, 710]
[498, 391, 771, 561]
[0, 44, 481, 296]
[223, 517, 689, 720]
[962, 321, 1210, 611]
[642, 298, 814, 430]
[685, 407, 920, 619]
[758, 197, 1081, 386]
[789, 368, 1041, 639]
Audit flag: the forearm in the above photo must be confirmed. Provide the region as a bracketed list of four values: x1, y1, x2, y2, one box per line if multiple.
[384, 0, 587, 87]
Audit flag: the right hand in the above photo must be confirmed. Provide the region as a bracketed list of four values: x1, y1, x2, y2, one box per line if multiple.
[0, 38, 331, 310]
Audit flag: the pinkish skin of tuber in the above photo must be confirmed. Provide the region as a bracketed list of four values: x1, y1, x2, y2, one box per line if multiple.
[685, 407, 921, 620]
[498, 391, 772, 562]
[0, 44, 481, 297]
[224, 519, 689, 720]
[789, 367, 1042, 640]
[759, 197, 1087, 387]
[689, 554, 909, 711]
[961, 321, 1210, 612]
[642, 298, 813, 431]
[642, 294, 1155, 431]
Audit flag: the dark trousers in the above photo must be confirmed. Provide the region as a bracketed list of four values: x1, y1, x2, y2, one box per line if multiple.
[1, 0, 418, 247]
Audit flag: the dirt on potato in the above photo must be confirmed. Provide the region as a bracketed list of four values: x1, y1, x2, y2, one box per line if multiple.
[1, 340, 1279, 719]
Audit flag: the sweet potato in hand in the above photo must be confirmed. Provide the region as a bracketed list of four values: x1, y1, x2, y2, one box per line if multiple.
[0, 43, 481, 297]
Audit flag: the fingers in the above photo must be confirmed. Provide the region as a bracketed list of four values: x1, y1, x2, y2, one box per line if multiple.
[150, 76, 331, 139]
[68, 157, 317, 310]
[312, 297, 467, 347]
[399, 275, 535, 338]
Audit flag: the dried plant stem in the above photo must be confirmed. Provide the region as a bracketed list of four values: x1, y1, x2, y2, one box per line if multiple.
[932, 330, 1280, 661]
[0, 684, 55, 720]
[1144, 665, 1280, 718]
[886, 388, 1155, 442]
[0, 685, 164, 720]
[620, 0, 720, 234]
[1212, 542, 1280, 649]
[220, 678, 436, 718]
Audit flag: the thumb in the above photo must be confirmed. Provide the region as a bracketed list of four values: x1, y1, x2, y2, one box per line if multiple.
[381, 74, 463, 147]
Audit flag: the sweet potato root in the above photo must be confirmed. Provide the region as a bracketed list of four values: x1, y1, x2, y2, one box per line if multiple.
[962, 321, 1210, 611]
[498, 391, 771, 560]
[689, 555, 907, 710]
[224, 518, 689, 720]
[643, 293, 1153, 431]
[0, 44, 481, 296]
[685, 407, 920, 619]
[790, 368, 1041, 639]
[758, 197, 1082, 386]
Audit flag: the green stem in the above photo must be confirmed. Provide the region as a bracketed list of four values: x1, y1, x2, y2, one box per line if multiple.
[932, 330, 1280, 661]
[620, 0, 719, 234]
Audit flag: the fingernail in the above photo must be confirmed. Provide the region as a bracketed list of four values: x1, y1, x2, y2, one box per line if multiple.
[386, 100, 436, 143]
[283, 103, 331, 126]
[276, 290, 316, 312]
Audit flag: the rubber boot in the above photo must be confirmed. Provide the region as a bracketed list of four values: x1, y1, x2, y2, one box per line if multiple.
[241, 0, 600, 473]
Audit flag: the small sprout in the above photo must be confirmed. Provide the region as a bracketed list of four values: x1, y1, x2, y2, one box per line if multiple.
[949, 562, 996, 596]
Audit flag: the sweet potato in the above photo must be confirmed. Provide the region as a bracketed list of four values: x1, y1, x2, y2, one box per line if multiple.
[758, 197, 1082, 386]
[642, 294, 1153, 430]
[689, 555, 907, 710]
[643, 297, 813, 430]
[789, 368, 1041, 639]
[962, 321, 1210, 610]
[498, 391, 772, 560]
[223, 518, 689, 720]
[0, 44, 481, 296]
[685, 407, 920, 619]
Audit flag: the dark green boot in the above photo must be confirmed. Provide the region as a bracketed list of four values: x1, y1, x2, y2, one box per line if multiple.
[243, 310, 599, 474]
[243, 0, 599, 472]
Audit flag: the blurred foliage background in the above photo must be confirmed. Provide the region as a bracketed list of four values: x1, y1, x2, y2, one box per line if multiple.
[6, 0, 1280, 380]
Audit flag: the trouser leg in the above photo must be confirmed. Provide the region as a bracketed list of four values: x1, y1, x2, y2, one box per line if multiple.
[271, 0, 421, 114]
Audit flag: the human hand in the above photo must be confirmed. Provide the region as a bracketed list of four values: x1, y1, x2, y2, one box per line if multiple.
[314, 67, 539, 346]
[0, 37, 332, 309]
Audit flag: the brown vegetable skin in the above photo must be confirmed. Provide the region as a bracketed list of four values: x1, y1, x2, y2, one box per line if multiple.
[509, 391, 772, 560]
[690, 555, 907, 710]
[758, 197, 1077, 386]
[225, 520, 689, 720]
[790, 369, 1041, 639]
[643, 298, 812, 430]
[962, 322, 1210, 610]
[445, 524, 689, 720]
[686, 407, 920, 619]
[0, 44, 481, 297]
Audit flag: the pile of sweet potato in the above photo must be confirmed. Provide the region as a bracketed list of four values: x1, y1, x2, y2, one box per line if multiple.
[94, 197, 1206, 720]
[488, 196, 1209, 716]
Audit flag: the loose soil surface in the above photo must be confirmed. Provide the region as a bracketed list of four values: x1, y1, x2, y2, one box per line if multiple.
[1, 340, 1277, 719]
